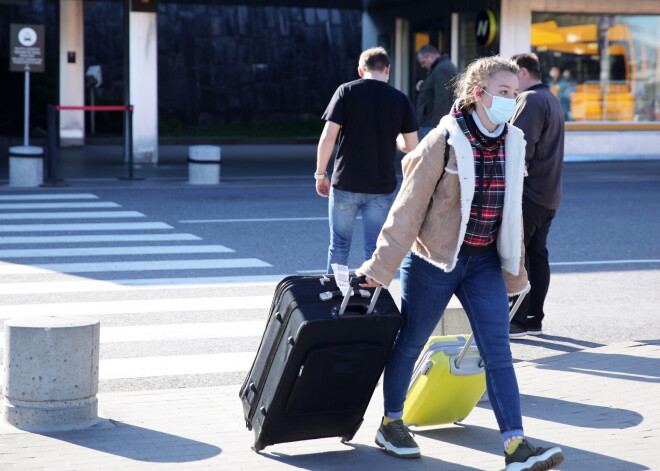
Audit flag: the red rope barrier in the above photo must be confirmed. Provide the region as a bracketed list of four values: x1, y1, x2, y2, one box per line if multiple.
[55, 105, 133, 111]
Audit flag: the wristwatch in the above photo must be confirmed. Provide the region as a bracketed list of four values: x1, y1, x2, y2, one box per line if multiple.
[314, 173, 327, 180]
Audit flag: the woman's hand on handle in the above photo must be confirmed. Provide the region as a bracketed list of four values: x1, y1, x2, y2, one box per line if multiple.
[359, 276, 382, 288]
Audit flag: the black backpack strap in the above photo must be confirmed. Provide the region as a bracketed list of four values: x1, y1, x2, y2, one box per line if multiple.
[441, 131, 450, 179]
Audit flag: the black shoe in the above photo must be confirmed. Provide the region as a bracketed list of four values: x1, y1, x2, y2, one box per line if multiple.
[374, 418, 420, 459]
[509, 324, 527, 339]
[504, 438, 564, 470]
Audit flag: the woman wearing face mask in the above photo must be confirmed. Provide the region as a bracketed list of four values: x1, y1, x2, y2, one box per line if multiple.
[357, 56, 564, 471]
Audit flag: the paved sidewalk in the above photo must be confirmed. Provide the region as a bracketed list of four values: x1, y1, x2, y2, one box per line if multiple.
[1, 341, 657, 470]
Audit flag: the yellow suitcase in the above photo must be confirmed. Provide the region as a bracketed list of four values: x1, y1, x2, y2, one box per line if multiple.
[402, 335, 485, 426]
[402, 294, 526, 427]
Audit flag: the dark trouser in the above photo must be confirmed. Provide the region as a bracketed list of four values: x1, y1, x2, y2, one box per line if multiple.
[511, 197, 556, 330]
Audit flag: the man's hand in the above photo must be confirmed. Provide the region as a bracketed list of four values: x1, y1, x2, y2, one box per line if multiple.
[416, 79, 424, 92]
[316, 177, 330, 197]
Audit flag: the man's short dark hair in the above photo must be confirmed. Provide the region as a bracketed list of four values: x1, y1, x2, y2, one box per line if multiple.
[510, 52, 541, 80]
[417, 44, 440, 57]
[359, 47, 390, 72]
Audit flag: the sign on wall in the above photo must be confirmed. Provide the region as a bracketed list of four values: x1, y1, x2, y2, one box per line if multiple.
[475, 9, 497, 48]
[131, 0, 159, 13]
[9, 24, 45, 73]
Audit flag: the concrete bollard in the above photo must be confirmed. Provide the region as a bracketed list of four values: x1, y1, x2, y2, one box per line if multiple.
[432, 296, 472, 336]
[188, 145, 221, 184]
[2, 316, 100, 432]
[9, 145, 44, 187]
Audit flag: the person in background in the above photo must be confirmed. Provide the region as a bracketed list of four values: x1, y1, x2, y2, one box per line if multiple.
[557, 68, 575, 120]
[357, 55, 564, 471]
[315, 47, 418, 274]
[415, 44, 458, 139]
[508, 53, 565, 338]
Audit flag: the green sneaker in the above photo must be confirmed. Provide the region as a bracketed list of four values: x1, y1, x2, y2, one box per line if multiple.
[504, 438, 564, 470]
[374, 418, 420, 459]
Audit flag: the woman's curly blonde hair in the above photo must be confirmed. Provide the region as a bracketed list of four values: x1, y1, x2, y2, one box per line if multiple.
[453, 55, 520, 111]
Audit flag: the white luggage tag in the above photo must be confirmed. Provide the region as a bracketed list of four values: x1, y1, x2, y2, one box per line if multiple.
[331, 263, 351, 297]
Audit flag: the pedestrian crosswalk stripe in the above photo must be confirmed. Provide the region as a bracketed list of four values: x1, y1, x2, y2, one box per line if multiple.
[0, 193, 98, 201]
[0, 202, 120, 210]
[100, 321, 266, 343]
[0, 296, 272, 319]
[114, 275, 289, 286]
[0, 211, 145, 220]
[0, 245, 235, 259]
[0, 321, 266, 348]
[99, 352, 256, 380]
[0, 276, 282, 294]
[0, 258, 272, 274]
[0, 234, 201, 244]
[0, 222, 173, 232]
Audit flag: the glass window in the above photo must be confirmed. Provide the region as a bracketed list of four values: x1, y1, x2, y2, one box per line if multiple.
[532, 13, 660, 122]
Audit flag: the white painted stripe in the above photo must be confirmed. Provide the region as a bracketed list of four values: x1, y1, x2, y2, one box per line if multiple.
[100, 321, 266, 343]
[99, 352, 256, 380]
[0, 296, 272, 319]
[0, 245, 235, 259]
[0, 193, 98, 201]
[114, 275, 288, 286]
[0, 234, 201, 244]
[0, 258, 271, 274]
[180, 216, 329, 223]
[0, 222, 173, 232]
[550, 259, 660, 266]
[0, 202, 119, 210]
[0, 211, 145, 220]
[0, 276, 283, 294]
[0, 322, 267, 348]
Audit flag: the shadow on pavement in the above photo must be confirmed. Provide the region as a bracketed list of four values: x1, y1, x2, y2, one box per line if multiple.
[262, 441, 486, 471]
[39, 418, 221, 463]
[476, 394, 643, 429]
[416, 424, 648, 471]
[511, 335, 605, 354]
[532, 349, 660, 383]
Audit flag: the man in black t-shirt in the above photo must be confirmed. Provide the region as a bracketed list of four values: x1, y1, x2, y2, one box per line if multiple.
[315, 47, 418, 274]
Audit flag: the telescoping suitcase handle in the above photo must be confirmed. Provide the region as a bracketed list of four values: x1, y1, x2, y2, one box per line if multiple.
[454, 292, 527, 369]
[337, 275, 382, 316]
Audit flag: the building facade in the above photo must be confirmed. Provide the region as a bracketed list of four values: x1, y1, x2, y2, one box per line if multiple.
[2, 0, 659, 162]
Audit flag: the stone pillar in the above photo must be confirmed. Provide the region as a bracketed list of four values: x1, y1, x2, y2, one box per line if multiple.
[499, 0, 532, 58]
[59, 0, 85, 147]
[9, 145, 44, 187]
[130, 11, 159, 165]
[432, 296, 472, 336]
[188, 145, 221, 184]
[2, 316, 100, 432]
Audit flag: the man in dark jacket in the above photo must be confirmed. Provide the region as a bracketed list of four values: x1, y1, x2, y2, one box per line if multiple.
[509, 52, 565, 338]
[416, 45, 458, 138]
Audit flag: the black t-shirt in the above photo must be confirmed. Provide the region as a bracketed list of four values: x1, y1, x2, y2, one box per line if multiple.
[322, 78, 418, 194]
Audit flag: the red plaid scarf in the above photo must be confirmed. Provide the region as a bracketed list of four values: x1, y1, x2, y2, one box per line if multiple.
[451, 105, 507, 247]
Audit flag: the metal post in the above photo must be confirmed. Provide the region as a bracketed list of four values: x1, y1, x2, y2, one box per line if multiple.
[42, 105, 67, 187]
[128, 105, 134, 179]
[90, 88, 95, 135]
[24, 70, 30, 146]
[119, 105, 143, 181]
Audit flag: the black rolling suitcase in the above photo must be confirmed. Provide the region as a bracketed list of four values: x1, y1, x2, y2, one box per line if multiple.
[240, 274, 402, 452]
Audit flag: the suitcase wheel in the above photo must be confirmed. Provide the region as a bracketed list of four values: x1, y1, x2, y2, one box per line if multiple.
[252, 440, 265, 453]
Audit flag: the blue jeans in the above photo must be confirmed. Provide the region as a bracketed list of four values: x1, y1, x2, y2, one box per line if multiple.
[419, 126, 434, 140]
[327, 187, 395, 273]
[384, 251, 524, 439]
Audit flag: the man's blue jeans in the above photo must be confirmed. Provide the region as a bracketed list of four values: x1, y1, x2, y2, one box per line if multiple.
[327, 187, 395, 273]
[384, 250, 524, 439]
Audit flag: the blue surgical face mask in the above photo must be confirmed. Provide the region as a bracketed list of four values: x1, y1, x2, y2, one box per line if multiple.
[481, 89, 516, 124]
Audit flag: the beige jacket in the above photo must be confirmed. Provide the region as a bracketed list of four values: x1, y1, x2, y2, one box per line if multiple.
[357, 113, 529, 295]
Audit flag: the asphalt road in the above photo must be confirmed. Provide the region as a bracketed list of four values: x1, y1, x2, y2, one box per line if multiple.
[0, 156, 658, 392]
